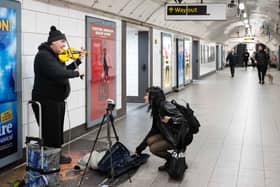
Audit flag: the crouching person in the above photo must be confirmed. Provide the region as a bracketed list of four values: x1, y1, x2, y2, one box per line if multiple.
[135, 87, 177, 171]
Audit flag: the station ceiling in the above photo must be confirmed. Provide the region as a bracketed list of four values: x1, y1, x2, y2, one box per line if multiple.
[54, 0, 280, 49]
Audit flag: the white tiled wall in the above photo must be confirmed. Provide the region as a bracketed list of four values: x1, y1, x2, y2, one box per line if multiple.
[152, 29, 161, 87]
[22, 9, 36, 32]
[200, 40, 216, 76]
[126, 27, 139, 96]
[21, 0, 122, 144]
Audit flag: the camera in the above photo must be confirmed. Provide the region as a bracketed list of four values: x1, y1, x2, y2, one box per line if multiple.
[106, 99, 115, 110]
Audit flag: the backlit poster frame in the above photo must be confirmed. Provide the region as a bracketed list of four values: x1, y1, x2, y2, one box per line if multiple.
[86, 17, 116, 127]
[176, 39, 184, 88]
[161, 33, 172, 92]
[0, 0, 22, 168]
[184, 39, 191, 83]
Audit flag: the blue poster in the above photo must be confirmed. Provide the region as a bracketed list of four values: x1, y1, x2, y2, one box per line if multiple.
[177, 39, 184, 87]
[0, 7, 18, 158]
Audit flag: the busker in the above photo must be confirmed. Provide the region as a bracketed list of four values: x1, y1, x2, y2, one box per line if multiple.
[31, 25, 85, 164]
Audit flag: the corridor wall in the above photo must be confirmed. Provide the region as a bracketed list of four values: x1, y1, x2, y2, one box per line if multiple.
[20, 0, 122, 144]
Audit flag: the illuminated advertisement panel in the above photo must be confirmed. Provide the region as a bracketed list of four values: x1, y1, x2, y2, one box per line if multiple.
[0, 0, 22, 168]
[86, 17, 116, 127]
[184, 39, 191, 83]
[161, 33, 172, 92]
[176, 39, 184, 88]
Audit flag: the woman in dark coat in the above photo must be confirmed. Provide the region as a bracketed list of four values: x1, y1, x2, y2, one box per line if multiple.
[255, 44, 269, 84]
[135, 87, 175, 171]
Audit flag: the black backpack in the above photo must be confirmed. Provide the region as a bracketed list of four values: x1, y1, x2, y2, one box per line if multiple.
[171, 100, 200, 134]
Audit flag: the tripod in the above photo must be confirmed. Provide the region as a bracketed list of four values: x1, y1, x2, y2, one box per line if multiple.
[78, 106, 119, 187]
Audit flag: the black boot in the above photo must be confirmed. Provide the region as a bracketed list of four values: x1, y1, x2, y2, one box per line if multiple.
[158, 161, 169, 171]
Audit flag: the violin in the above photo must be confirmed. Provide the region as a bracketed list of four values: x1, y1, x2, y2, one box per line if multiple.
[58, 48, 84, 63]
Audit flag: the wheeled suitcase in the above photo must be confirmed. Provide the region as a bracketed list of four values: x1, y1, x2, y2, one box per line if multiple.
[25, 100, 61, 187]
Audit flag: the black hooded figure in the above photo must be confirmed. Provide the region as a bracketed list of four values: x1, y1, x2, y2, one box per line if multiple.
[135, 86, 190, 171]
[31, 26, 84, 164]
[255, 44, 269, 84]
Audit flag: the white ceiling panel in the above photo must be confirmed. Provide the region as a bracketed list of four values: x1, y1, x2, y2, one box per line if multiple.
[92, 0, 130, 14]
[127, 0, 161, 22]
[117, 0, 148, 17]
[45, 0, 280, 49]
[65, 0, 94, 7]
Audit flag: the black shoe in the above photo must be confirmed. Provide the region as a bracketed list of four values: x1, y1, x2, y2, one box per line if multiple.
[158, 162, 169, 171]
[60, 155, 72, 164]
[185, 162, 188, 170]
[261, 81, 264, 84]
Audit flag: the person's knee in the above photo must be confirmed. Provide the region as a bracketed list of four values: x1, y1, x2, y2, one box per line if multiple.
[149, 145, 157, 155]
[146, 134, 162, 146]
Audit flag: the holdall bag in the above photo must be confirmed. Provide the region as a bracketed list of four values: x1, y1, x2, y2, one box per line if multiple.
[167, 151, 187, 180]
[98, 142, 149, 177]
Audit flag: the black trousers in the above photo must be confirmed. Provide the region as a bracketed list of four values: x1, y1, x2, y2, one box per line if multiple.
[229, 64, 235, 77]
[244, 60, 248, 68]
[257, 64, 268, 82]
[32, 99, 66, 148]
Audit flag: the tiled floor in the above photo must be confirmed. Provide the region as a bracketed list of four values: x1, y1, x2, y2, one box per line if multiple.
[1, 67, 280, 187]
[120, 67, 280, 187]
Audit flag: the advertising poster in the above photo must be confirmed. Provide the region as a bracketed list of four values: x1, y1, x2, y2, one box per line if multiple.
[200, 44, 204, 64]
[184, 39, 191, 83]
[0, 7, 18, 159]
[161, 33, 172, 92]
[88, 18, 116, 126]
[176, 39, 184, 88]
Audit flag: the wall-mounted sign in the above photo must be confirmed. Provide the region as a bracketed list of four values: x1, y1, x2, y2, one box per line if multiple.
[243, 37, 255, 41]
[165, 4, 226, 20]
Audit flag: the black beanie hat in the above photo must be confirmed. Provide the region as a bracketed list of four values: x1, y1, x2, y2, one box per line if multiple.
[47, 25, 66, 43]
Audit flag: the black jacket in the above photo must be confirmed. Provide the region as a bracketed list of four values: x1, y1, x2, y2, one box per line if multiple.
[136, 101, 186, 153]
[255, 50, 268, 65]
[32, 42, 81, 101]
[226, 53, 237, 65]
[244, 52, 250, 61]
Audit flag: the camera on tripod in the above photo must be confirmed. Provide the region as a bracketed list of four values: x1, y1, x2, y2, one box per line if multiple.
[106, 99, 115, 111]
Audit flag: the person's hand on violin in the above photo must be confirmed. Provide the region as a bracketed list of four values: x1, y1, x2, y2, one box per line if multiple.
[79, 47, 86, 60]
[77, 69, 84, 77]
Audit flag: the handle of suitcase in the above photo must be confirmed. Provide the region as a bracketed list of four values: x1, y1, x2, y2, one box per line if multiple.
[26, 100, 44, 171]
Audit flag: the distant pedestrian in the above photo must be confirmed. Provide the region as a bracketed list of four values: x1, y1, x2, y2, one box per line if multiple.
[243, 49, 250, 69]
[255, 44, 269, 84]
[226, 50, 237, 77]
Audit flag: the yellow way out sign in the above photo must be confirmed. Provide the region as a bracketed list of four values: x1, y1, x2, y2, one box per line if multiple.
[165, 4, 226, 21]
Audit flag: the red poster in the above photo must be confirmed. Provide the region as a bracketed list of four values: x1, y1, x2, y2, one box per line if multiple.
[90, 18, 116, 124]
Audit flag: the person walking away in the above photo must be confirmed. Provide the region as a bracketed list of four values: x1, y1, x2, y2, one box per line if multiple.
[243, 49, 250, 69]
[255, 44, 269, 84]
[226, 50, 237, 77]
